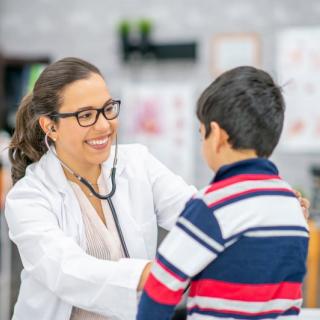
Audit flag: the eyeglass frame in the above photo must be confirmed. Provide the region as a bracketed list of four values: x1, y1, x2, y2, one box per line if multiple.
[50, 99, 121, 127]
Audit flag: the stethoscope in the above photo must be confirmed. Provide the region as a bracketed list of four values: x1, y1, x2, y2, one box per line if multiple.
[44, 131, 130, 258]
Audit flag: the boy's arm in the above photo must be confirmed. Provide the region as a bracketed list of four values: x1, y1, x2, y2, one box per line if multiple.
[137, 199, 225, 320]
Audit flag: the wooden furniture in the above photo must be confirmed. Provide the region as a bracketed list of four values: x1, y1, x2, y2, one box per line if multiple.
[306, 219, 320, 307]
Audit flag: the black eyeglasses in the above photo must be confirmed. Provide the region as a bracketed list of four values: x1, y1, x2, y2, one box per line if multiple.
[51, 99, 121, 127]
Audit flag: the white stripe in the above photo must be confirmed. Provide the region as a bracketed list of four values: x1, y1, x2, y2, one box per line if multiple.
[151, 262, 188, 291]
[178, 217, 224, 252]
[198, 179, 291, 207]
[244, 230, 309, 238]
[187, 296, 302, 314]
[159, 225, 217, 277]
[225, 238, 238, 248]
[214, 196, 309, 240]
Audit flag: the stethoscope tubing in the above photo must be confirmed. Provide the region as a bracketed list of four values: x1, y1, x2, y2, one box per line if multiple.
[44, 132, 130, 258]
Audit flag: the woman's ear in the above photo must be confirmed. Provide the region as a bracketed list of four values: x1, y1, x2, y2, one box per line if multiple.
[39, 116, 57, 140]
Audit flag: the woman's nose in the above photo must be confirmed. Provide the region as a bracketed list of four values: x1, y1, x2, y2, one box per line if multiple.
[94, 111, 111, 130]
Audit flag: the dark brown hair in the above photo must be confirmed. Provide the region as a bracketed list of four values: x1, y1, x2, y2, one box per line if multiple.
[9, 57, 102, 184]
[197, 66, 285, 158]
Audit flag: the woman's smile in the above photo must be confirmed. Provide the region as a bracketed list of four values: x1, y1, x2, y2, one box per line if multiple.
[85, 134, 112, 150]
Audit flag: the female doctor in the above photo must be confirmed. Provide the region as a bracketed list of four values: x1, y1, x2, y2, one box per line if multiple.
[5, 57, 196, 320]
[5, 57, 309, 320]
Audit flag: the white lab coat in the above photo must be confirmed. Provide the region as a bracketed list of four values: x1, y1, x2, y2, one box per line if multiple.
[5, 144, 196, 320]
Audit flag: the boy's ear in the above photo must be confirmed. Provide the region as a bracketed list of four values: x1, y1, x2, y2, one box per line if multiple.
[210, 121, 229, 151]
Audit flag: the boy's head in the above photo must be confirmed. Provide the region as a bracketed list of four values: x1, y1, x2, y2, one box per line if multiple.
[196, 66, 285, 171]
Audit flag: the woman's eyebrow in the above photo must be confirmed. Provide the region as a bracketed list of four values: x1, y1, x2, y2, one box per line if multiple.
[76, 99, 113, 112]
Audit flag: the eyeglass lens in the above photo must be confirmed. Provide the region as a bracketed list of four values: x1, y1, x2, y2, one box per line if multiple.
[77, 101, 119, 126]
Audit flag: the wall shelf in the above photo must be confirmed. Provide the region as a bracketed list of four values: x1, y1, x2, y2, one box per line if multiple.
[121, 37, 197, 62]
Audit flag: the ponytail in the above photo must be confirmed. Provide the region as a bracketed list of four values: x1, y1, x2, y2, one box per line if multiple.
[9, 93, 47, 185]
[8, 57, 103, 185]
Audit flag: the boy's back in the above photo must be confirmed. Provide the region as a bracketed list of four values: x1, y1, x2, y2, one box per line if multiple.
[137, 66, 309, 319]
[138, 158, 308, 319]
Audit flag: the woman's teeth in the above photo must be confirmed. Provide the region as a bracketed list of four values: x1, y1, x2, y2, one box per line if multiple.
[87, 137, 108, 145]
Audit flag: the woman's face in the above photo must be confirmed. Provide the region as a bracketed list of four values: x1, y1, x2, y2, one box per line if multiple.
[54, 73, 118, 171]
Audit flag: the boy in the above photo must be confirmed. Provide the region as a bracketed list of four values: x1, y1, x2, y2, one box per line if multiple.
[137, 66, 309, 320]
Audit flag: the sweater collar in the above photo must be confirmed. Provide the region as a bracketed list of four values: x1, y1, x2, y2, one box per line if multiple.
[212, 158, 279, 183]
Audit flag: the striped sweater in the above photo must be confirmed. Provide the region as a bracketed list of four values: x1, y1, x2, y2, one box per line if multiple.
[137, 158, 309, 320]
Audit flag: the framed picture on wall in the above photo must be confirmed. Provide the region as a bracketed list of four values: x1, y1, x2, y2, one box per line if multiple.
[277, 27, 320, 152]
[211, 33, 261, 76]
[121, 83, 195, 183]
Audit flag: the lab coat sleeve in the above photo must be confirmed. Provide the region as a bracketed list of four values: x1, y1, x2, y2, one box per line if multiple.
[5, 184, 149, 320]
[144, 147, 197, 230]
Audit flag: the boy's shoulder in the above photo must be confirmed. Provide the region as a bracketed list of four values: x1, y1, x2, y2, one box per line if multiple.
[193, 174, 295, 211]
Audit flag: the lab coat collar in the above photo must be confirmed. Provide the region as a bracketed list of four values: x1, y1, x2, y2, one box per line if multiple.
[101, 144, 126, 180]
[36, 145, 125, 195]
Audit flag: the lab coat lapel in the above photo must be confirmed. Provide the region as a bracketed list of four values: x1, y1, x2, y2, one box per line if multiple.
[111, 175, 148, 259]
[102, 146, 148, 259]
[38, 150, 85, 246]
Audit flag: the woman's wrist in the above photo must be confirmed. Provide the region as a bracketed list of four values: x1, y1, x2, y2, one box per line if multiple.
[137, 261, 152, 291]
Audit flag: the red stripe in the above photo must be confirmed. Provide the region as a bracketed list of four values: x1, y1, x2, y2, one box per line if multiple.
[189, 279, 302, 302]
[144, 273, 184, 305]
[156, 258, 186, 282]
[205, 174, 281, 194]
[187, 305, 300, 317]
[208, 187, 293, 208]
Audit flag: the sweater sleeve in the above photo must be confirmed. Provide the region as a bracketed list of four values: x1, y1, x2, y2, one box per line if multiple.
[137, 199, 225, 320]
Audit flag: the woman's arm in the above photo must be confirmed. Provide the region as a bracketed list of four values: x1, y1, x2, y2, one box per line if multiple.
[144, 148, 197, 230]
[5, 185, 149, 319]
[137, 261, 153, 291]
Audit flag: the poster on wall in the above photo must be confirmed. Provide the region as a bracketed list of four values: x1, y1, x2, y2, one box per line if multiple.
[277, 28, 320, 152]
[211, 33, 261, 76]
[120, 84, 195, 182]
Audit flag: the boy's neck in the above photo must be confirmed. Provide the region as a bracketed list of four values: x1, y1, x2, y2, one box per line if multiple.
[212, 149, 258, 173]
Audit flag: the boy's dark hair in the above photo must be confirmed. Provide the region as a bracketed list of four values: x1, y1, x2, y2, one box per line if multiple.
[196, 66, 285, 158]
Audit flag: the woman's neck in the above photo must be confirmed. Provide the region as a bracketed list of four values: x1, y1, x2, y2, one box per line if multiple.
[63, 165, 101, 185]
[54, 148, 101, 184]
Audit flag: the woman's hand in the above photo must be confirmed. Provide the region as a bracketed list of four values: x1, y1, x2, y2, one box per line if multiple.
[294, 190, 310, 220]
[137, 262, 153, 291]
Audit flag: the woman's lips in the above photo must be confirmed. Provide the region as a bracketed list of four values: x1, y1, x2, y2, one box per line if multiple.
[85, 135, 110, 150]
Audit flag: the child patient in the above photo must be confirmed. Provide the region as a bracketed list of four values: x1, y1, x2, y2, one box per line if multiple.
[137, 66, 309, 320]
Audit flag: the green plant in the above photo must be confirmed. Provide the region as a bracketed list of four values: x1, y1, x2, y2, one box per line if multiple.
[138, 19, 152, 35]
[118, 20, 131, 36]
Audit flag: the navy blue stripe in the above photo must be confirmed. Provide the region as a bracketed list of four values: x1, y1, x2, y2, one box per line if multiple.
[193, 236, 308, 284]
[176, 221, 222, 255]
[211, 191, 296, 211]
[212, 158, 279, 183]
[225, 225, 309, 243]
[157, 253, 189, 280]
[137, 291, 176, 320]
[180, 199, 224, 245]
[187, 306, 299, 319]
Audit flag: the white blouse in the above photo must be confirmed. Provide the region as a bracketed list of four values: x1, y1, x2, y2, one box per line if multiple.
[69, 175, 124, 320]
